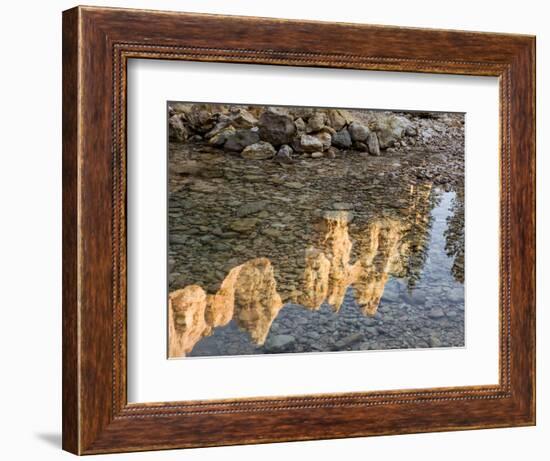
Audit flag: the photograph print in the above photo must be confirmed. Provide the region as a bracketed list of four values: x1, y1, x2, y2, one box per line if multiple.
[167, 102, 465, 358]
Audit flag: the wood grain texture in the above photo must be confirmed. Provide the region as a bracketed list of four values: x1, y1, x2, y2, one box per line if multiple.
[62, 5, 536, 455]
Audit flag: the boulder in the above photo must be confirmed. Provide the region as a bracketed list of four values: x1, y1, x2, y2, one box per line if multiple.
[306, 112, 327, 133]
[168, 114, 188, 142]
[241, 141, 276, 160]
[331, 129, 352, 149]
[258, 109, 296, 146]
[228, 107, 258, 129]
[224, 128, 260, 151]
[315, 132, 332, 151]
[204, 115, 231, 139]
[183, 104, 218, 133]
[208, 126, 235, 147]
[326, 109, 351, 131]
[319, 125, 336, 136]
[371, 114, 415, 149]
[348, 121, 369, 142]
[367, 132, 381, 156]
[294, 117, 306, 133]
[300, 134, 324, 152]
[274, 144, 294, 163]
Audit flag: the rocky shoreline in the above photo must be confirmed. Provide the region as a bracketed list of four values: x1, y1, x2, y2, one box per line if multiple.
[167, 103, 465, 358]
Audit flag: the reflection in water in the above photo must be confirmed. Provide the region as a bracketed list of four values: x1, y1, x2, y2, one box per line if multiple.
[169, 183, 462, 357]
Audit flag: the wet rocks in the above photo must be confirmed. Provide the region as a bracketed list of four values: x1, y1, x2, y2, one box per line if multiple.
[333, 332, 363, 350]
[229, 218, 260, 233]
[241, 141, 276, 159]
[258, 109, 296, 146]
[235, 201, 268, 217]
[428, 307, 445, 319]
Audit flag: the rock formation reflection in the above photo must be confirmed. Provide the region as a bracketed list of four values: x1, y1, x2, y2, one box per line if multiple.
[168, 182, 445, 357]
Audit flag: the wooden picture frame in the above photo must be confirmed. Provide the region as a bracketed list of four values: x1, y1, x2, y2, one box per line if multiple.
[62, 5, 536, 455]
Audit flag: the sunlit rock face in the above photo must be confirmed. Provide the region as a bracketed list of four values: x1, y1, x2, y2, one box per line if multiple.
[232, 258, 283, 344]
[169, 258, 282, 357]
[351, 218, 403, 316]
[321, 211, 354, 312]
[168, 285, 210, 358]
[298, 248, 330, 310]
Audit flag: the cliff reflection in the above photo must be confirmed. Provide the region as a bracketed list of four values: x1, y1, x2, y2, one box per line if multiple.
[169, 182, 447, 358]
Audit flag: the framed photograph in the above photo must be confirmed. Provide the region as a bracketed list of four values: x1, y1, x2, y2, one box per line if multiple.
[62, 5, 535, 455]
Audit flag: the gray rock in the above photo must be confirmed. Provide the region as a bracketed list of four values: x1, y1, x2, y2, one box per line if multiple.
[279, 144, 293, 155]
[367, 132, 381, 156]
[348, 121, 369, 142]
[224, 129, 260, 151]
[265, 334, 296, 352]
[258, 109, 296, 146]
[300, 134, 324, 152]
[331, 129, 352, 149]
[241, 141, 276, 159]
[274, 144, 294, 162]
